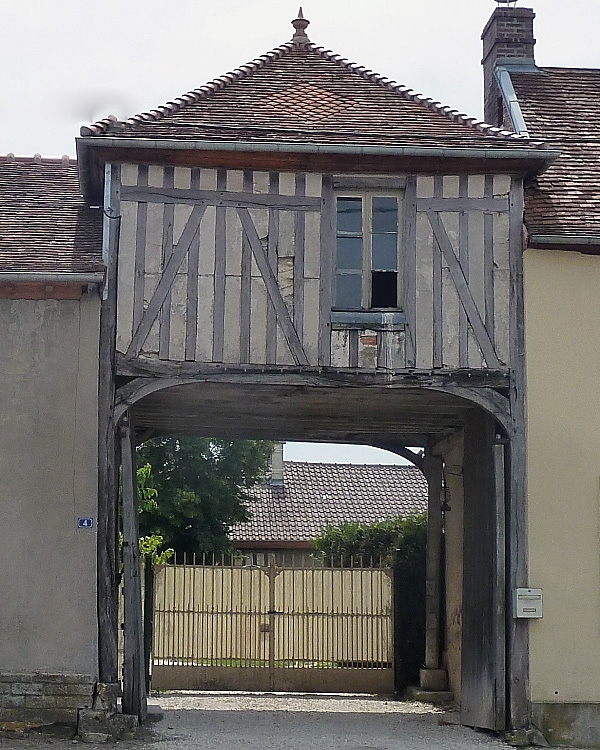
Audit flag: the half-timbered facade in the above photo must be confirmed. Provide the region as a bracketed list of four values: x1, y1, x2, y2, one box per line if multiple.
[9, 5, 599, 745]
[72, 11, 558, 732]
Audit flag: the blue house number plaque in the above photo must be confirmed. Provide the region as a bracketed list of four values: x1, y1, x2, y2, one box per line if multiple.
[77, 517, 94, 529]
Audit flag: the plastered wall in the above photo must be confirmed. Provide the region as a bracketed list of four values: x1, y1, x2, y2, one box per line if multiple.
[0, 294, 100, 676]
[524, 249, 600, 702]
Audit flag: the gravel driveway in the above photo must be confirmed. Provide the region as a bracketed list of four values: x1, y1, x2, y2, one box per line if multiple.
[0, 692, 520, 750]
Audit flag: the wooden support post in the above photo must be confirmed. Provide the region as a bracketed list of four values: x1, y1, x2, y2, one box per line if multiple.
[493, 440, 507, 730]
[120, 415, 147, 723]
[98, 163, 121, 685]
[508, 177, 529, 730]
[422, 453, 444, 676]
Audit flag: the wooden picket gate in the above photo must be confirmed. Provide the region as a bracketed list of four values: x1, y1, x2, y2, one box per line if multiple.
[151, 555, 395, 693]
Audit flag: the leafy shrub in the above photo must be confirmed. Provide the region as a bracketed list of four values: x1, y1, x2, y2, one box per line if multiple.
[312, 512, 427, 567]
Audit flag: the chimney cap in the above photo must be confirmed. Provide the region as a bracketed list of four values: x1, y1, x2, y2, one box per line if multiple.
[495, 0, 518, 5]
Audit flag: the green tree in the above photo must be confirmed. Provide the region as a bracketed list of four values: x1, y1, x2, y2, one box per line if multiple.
[312, 512, 427, 567]
[137, 437, 273, 555]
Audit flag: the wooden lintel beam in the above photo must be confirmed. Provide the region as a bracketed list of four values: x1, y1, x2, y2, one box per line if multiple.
[417, 197, 508, 212]
[121, 184, 322, 211]
[91, 147, 548, 183]
[116, 353, 509, 389]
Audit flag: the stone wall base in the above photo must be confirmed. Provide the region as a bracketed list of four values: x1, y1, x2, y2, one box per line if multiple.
[0, 672, 94, 726]
[532, 702, 600, 747]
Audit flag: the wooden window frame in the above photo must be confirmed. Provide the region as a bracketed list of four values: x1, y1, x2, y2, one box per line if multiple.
[333, 189, 405, 312]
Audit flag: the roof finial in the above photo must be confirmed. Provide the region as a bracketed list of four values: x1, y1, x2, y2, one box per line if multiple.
[291, 7, 310, 48]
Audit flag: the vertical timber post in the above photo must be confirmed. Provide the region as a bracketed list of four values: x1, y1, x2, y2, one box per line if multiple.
[98, 163, 121, 688]
[267, 554, 277, 691]
[508, 176, 529, 729]
[120, 414, 147, 722]
[493, 440, 507, 730]
[420, 452, 446, 691]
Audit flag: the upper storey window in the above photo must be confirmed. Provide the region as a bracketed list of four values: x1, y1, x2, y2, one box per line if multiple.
[334, 193, 403, 310]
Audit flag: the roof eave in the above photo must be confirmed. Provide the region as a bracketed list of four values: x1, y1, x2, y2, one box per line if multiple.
[77, 135, 560, 201]
[528, 233, 600, 253]
[0, 272, 104, 283]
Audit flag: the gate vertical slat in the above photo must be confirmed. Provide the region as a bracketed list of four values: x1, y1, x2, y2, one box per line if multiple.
[151, 557, 395, 693]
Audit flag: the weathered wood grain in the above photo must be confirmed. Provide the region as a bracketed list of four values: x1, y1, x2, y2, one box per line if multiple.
[127, 204, 206, 358]
[98, 163, 121, 685]
[240, 171, 253, 364]
[507, 176, 529, 730]
[120, 184, 322, 210]
[294, 174, 306, 343]
[427, 211, 501, 369]
[185, 168, 201, 360]
[318, 175, 334, 366]
[493, 441, 507, 730]
[458, 175, 469, 367]
[432, 177, 443, 368]
[416, 212, 434, 369]
[484, 175, 495, 355]
[212, 169, 227, 362]
[403, 177, 418, 366]
[133, 165, 149, 332]
[417, 197, 508, 212]
[266, 172, 280, 364]
[159, 168, 175, 360]
[237, 206, 309, 366]
[120, 416, 147, 722]
[349, 329, 359, 368]
[116, 199, 137, 353]
[423, 453, 443, 670]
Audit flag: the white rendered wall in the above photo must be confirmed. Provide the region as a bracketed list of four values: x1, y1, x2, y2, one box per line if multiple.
[524, 249, 600, 702]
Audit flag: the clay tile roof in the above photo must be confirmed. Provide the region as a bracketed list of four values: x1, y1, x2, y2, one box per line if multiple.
[230, 462, 427, 544]
[0, 156, 103, 274]
[81, 36, 532, 150]
[511, 68, 600, 239]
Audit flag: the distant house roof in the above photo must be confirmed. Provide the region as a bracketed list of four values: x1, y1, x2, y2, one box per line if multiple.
[511, 68, 600, 244]
[80, 18, 533, 151]
[230, 462, 427, 547]
[0, 156, 103, 276]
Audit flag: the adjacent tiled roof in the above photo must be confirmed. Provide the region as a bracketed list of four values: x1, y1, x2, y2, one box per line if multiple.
[81, 38, 533, 150]
[230, 462, 427, 544]
[511, 68, 600, 238]
[0, 156, 103, 274]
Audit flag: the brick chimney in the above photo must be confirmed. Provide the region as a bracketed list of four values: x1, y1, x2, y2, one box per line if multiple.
[482, 6, 536, 126]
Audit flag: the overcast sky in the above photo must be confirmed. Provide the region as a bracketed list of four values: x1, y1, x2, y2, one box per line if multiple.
[3, 0, 598, 464]
[3, 0, 598, 159]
